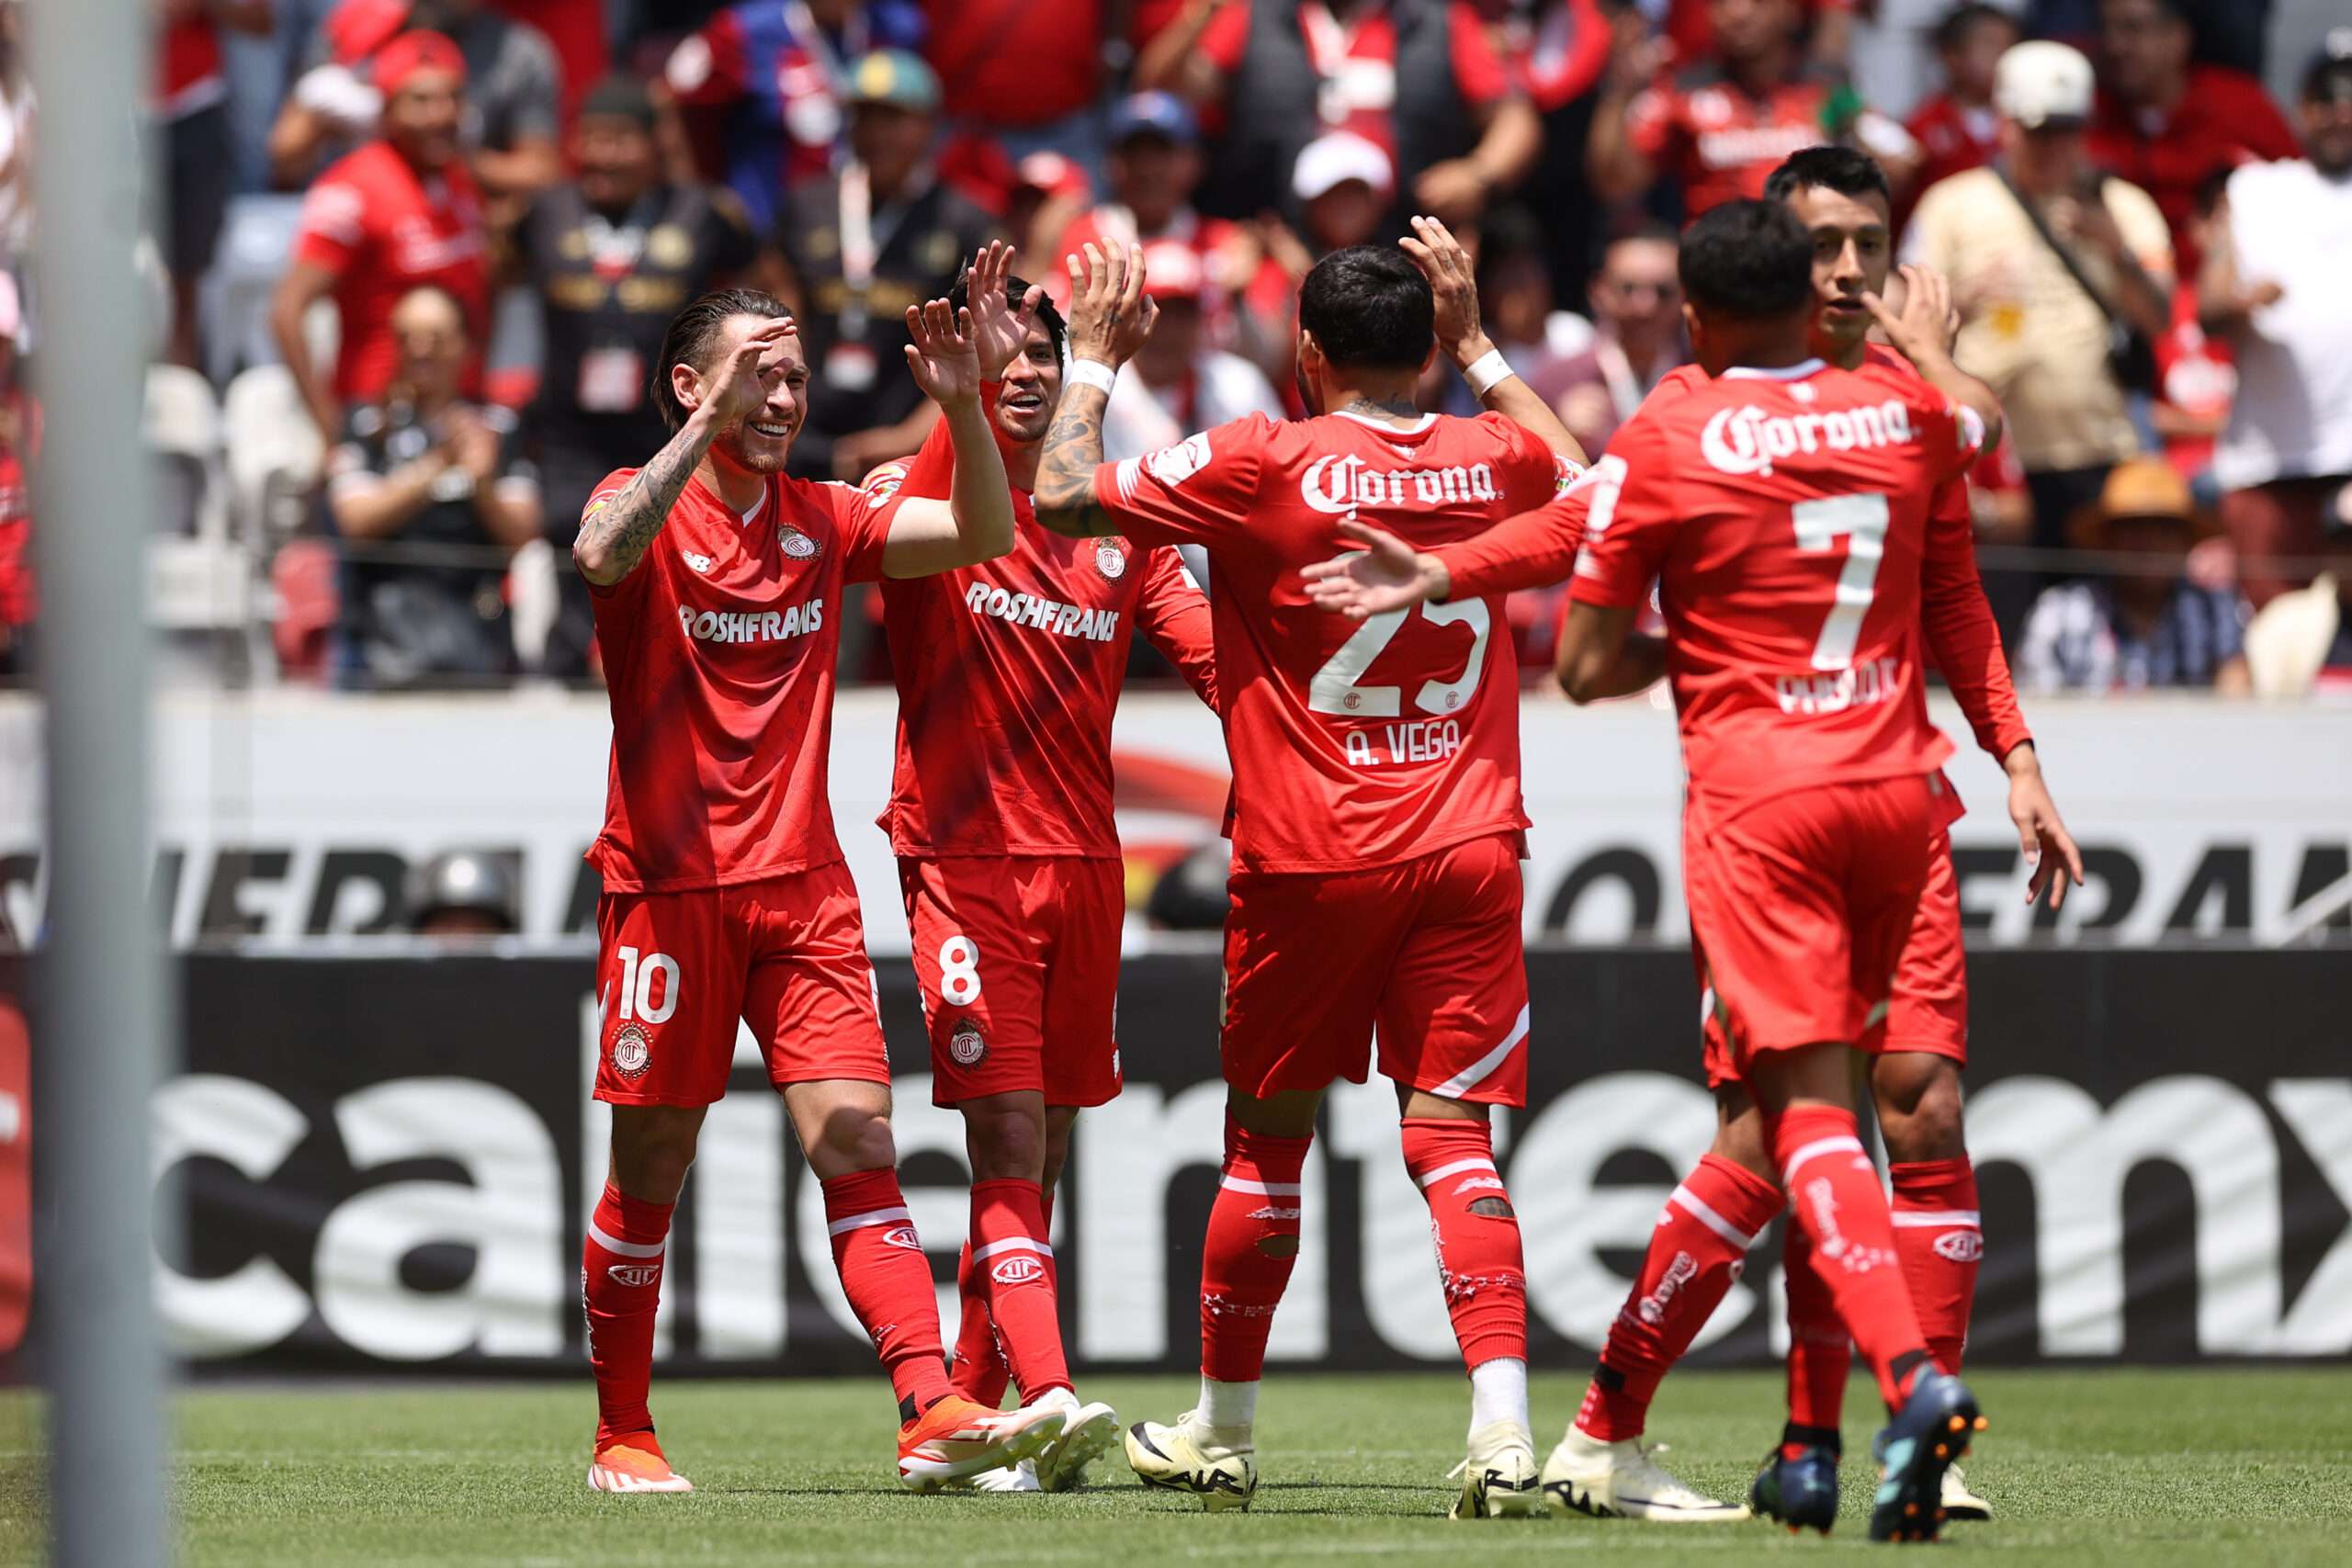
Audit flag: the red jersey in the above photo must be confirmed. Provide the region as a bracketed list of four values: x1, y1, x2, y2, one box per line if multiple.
[154, 15, 226, 118]
[2089, 66, 2301, 275]
[864, 410, 1217, 861]
[926, 0, 1101, 128]
[1200, 0, 1510, 162]
[1569, 359, 1980, 814]
[1628, 62, 1838, 215]
[1903, 94, 1998, 217]
[1092, 409, 1563, 871]
[582, 468, 902, 892]
[291, 141, 491, 404]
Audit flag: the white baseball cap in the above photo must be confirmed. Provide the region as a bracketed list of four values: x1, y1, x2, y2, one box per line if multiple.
[1995, 39, 2095, 130]
[1293, 130, 1396, 203]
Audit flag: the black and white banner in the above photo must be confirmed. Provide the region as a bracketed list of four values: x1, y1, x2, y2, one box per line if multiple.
[1, 693, 2346, 953]
[72, 948, 2352, 1374]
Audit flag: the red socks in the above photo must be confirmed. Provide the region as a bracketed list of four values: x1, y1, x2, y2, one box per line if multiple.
[1771, 1105, 1931, 1414]
[1198, 1117, 1311, 1384]
[949, 1241, 1012, 1408]
[1401, 1118, 1528, 1373]
[1578, 1152, 1783, 1441]
[1782, 1212, 1854, 1440]
[822, 1168, 950, 1411]
[583, 1180, 673, 1447]
[1890, 1157, 1980, 1375]
[967, 1178, 1070, 1401]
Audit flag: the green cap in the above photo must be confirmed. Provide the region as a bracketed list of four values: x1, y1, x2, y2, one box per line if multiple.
[846, 49, 942, 114]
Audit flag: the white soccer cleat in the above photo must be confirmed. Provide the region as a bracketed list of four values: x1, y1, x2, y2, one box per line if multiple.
[1450, 1420, 1542, 1519]
[897, 1395, 1069, 1493]
[587, 1432, 695, 1494]
[1036, 1399, 1122, 1493]
[969, 1457, 1042, 1492]
[1125, 1410, 1258, 1512]
[1542, 1427, 1749, 1522]
[1941, 1460, 1992, 1521]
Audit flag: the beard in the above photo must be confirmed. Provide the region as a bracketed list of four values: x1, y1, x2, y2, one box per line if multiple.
[715, 419, 795, 475]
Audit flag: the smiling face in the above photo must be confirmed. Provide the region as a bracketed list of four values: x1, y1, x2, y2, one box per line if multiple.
[383, 66, 464, 170]
[1786, 183, 1893, 361]
[995, 317, 1063, 446]
[693, 313, 808, 476]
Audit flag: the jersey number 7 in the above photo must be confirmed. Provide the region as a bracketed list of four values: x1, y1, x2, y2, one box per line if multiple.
[1792, 492, 1889, 671]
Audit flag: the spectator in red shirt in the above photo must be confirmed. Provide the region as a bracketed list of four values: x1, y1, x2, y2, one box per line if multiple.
[153, 2, 277, 370]
[1903, 2, 2021, 221]
[2088, 0, 2301, 274]
[922, 0, 1104, 173]
[271, 30, 492, 445]
[1501, 0, 1611, 116]
[1590, 0, 1914, 215]
[1145, 1, 1542, 232]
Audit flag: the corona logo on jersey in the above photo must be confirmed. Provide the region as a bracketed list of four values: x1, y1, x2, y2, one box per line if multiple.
[675, 599, 825, 645]
[962, 581, 1121, 644]
[1699, 398, 1917, 478]
[1299, 452, 1502, 516]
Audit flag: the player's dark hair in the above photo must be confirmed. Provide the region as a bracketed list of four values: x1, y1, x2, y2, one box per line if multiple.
[1678, 199, 1815, 320]
[1932, 2, 2018, 57]
[1762, 145, 1892, 208]
[947, 264, 1069, 364]
[653, 288, 793, 434]
[1298, 245, 1435, 373]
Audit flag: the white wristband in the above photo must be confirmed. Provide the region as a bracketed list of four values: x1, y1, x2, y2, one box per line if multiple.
[1067, 358, 1118, 394]
[1463, 347, 1514, 398]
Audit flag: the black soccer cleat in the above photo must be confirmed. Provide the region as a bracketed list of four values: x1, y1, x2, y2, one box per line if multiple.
[1751, 1436, 1841, 1536]
[1868, 1372, 1985, 1543]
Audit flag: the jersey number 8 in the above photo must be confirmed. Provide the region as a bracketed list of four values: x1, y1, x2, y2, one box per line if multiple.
[938, 935, 982, 1006]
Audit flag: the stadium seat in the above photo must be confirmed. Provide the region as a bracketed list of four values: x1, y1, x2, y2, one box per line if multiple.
[199, 194, 307, 386]
[222, 364, 325, 552]
[144, 364, 227, 541]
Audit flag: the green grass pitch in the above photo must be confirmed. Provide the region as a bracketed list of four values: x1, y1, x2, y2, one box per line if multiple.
[3, 1368, 2348, 1565]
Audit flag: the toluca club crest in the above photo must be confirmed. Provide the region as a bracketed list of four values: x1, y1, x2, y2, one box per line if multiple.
[779, 526, 819, 559]
[1095, 541, 1128, 581]
[611, 1022, 651, 1079]
[948, 1020, 986, 1066]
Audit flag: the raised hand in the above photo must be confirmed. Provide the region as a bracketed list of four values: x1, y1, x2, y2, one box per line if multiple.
[1064, 242, 1159, 368]
[902, 298, 984, 409]
[1400, 214, 1487, 367]
[1300, 519, 1448, 619]
[700, 314, 797, 425]
[964, 239, 1042, 381]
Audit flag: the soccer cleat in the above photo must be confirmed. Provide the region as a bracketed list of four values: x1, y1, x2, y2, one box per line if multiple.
[587, 1431, 695, 1494]
[1940, 1461, 1991, 1522]
[969, 1458, 1042, 1492]
[1868, 1372, 1983, 1543]
[1450, 1420, 1542, 1519]
[1125, 1411, 1258, 1512]
[1543, 1427, 1749, 1522]
[898, 1395, 1069, 1493]
[1750, 1441, 1841, 1535]
[1035, 1400, 1122, 1493]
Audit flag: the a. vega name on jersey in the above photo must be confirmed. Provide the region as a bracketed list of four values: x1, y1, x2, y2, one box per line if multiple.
[1341, 717, 1465, 767]
[675, 599, 824, 645]
[963, 581, 1121, 644]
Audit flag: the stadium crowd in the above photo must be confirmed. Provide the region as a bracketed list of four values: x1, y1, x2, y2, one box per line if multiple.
[0, 0, 2345, 695]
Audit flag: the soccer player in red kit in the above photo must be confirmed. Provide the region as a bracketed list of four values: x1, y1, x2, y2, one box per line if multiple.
[1302, 149, 2083, 1531]
[1028, 224, 1586, 1516]
[857, 248, 1218, 1493]
[571, 280, 1069, 1495]
[1554, 197, 1989, 1543]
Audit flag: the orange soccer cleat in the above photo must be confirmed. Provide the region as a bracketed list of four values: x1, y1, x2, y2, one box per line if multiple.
[897, 1395, 1069, 1493]
[588, 1430, 695, 1494]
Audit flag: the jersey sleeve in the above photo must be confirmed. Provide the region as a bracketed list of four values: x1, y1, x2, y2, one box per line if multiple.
[1481, 410, 1577, 512]
[1918, 479, 2030, 761]
[663, 10, 750, 107]
[1624, 82, 1679, 163]
[290, 170, 368, 276]
[824, 480, 899, 585]
[1134, 547, 1219, 713]
[1092, 414, 1269, 551]
[1566, 421, 1678, 609]
[1435, 479, 1591, 601]
[1446, 1, 1511, 107]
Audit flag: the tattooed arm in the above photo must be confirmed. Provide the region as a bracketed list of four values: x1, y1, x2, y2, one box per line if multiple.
[574, 316, 795, 586]
[1032, 241, 1159, 540]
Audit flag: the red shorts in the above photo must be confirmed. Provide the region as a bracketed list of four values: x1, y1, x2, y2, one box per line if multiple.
[1685, 775, 1941, 1083]
[1220, 831, 1531, 1107]
[594, 863, 888, 1107]
[900, 855, 1125, 1108]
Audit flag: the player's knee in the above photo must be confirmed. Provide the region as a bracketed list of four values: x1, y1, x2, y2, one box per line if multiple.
[966, 1107, 1046, 1183]
[1875, 1055, 1966, 1162]
[609, 1106, 705, 1201]
[820, 1108, 899, 1174]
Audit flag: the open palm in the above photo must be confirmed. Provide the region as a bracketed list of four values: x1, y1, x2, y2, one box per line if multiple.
[903, 299, 982, 406]
[963, 241, 1040, 380]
